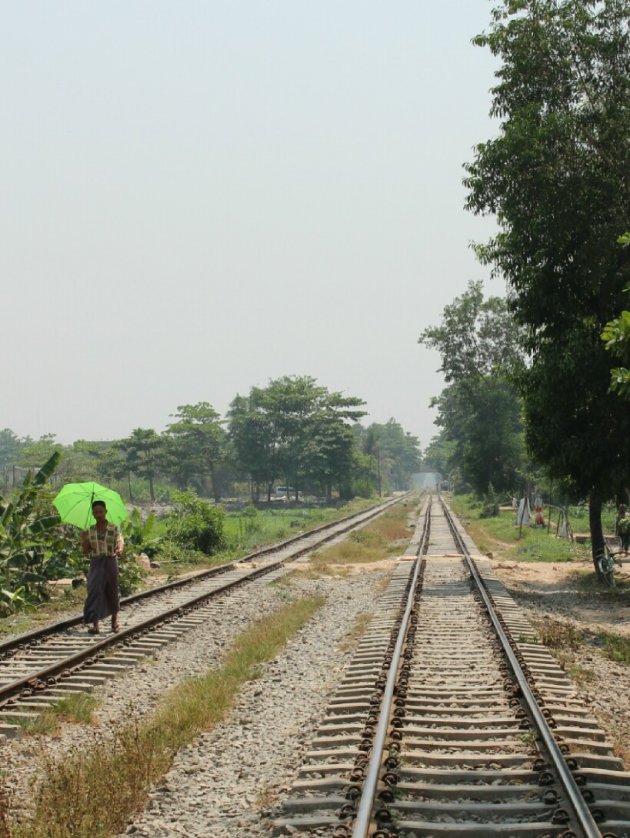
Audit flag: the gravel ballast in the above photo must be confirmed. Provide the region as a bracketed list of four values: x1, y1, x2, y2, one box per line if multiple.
[0, 562, 392, 836]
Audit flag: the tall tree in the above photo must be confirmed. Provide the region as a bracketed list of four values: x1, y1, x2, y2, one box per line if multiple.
[465, 0, 630, 568]
[0, 429, 23, 491]
[165, 403, 227, 501]
[363, 420, 421, 494]
[117, 429, 164, 501]
[228, 392, 280, 501]
[602, 233, 630, 398]
[229, 377, 365, 501]
[18, 434, 63, 470]
[419, 282, 525, 495]
[0, 429, 22, 471]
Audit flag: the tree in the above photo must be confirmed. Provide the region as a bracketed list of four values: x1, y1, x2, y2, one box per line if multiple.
[419, 282, 525, 495]
[264, 376, 328, 498]
[116, 429, 164, 501]
[0, 429, 22, 471]
[422, 432, 456, 481]
[465, 0, 630, 570]
[18, 434, 63, 470]
[97, 444, 135, 500]
[165, 403, 227, 501]
[602, 233, 630, 398]
[0, 429, 23, 491]
[362, 421, 421, 494]
[420, 281, 524, 383]
[228, 392, 279, 501]
[304, 409, 357, 501]
[229, 377, 366, 501]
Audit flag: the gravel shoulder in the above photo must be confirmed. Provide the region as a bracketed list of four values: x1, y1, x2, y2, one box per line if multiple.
[0, 559, 394, 837]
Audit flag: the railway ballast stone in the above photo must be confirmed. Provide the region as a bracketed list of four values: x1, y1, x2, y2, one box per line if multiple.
[117, 569, 387, 838]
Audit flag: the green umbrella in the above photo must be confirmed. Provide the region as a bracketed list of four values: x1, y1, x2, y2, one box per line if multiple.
[53, 482, 129, 529]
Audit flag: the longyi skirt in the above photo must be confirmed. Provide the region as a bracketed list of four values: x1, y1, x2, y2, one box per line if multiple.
[83, 555, 120, 623]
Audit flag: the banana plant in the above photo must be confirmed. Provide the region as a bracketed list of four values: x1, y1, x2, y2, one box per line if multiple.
[121, 508, 162, 557]
[0, 452, 65, 612]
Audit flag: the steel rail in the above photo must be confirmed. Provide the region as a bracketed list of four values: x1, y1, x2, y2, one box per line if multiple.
[0, 495, 407, 707]
[441, 498, 602, 838]
[0, 496, 403, 657]
[0, 560, 280, 705]
[350, 498, 431, 838]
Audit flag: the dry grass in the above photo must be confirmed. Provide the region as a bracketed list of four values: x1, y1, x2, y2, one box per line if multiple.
[533, 617, 583, 651]
[614, 742, 630, 765]
[339, 613, 372, 651]
[15, 694, 99, 737]
[1, 595, 325, 838]
[563, 660, 596, 684]
[308, 505, 410, 570]
[254, 783, 278, 809]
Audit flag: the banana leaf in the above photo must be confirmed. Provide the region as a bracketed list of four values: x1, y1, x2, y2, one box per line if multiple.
[27, 515, 62, 535]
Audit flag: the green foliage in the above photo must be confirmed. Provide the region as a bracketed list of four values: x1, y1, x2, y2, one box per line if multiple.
[115, 428, 165, 502]
[114, 509, 160, 595]
[480, 484, 500, 518]
[165, 402, 228, 500]
[0, 428, 23, 473]
[165, 491, 226, 555]
[17, 434, 63, 470]
[422, 432, 456, 478]
[121, 509, 161, 558]
[419, 282, 526, 495]
[452, 494, 590, 563]
[0, 453, 82, 613]
[601, 230, 630, 397]
[360, 419, 421, 493]
[117, 553, 147, 597]
[228, 376, 367, 500]
[465, 0, 630, 565]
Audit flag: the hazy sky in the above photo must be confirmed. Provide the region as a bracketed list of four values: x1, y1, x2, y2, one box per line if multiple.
[2, 1, 501, 449]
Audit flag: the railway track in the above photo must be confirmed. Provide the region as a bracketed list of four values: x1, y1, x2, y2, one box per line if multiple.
[0, 496, 404, 737]
[274, 496, 630, 837]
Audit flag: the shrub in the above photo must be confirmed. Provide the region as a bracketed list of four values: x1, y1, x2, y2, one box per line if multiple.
[0, 453, 83, 614]
[479, 483, 499, 518]
[165, 491, 226, 555]
[118, 554, 147, 597]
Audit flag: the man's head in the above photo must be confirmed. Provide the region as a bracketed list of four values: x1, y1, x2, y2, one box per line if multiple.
[92, 500, 107, 522]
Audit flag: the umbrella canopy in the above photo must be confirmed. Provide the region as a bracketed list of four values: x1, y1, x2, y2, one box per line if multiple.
[53, 482, 129, 529]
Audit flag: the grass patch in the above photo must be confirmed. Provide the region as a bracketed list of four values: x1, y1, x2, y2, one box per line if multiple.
[592, 630, 630, 664]
[14, 694, 99, 738]
[533, 617, 583, 651]
[50, 693, 99, 725]
[2, 594, 325, 838]
[14, 714, 58, 737]
[339, 613, 372, 651]
[308, 505, 410, 570]
[564, 660, 596, 684]
[517, 633, 539, 645]
[222, 498, 377, 554]
[575, 569, 630, 597]
[450, 495, 591, 563]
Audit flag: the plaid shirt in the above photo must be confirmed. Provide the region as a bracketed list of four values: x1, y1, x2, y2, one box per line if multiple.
[86, 524, 123, 557]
